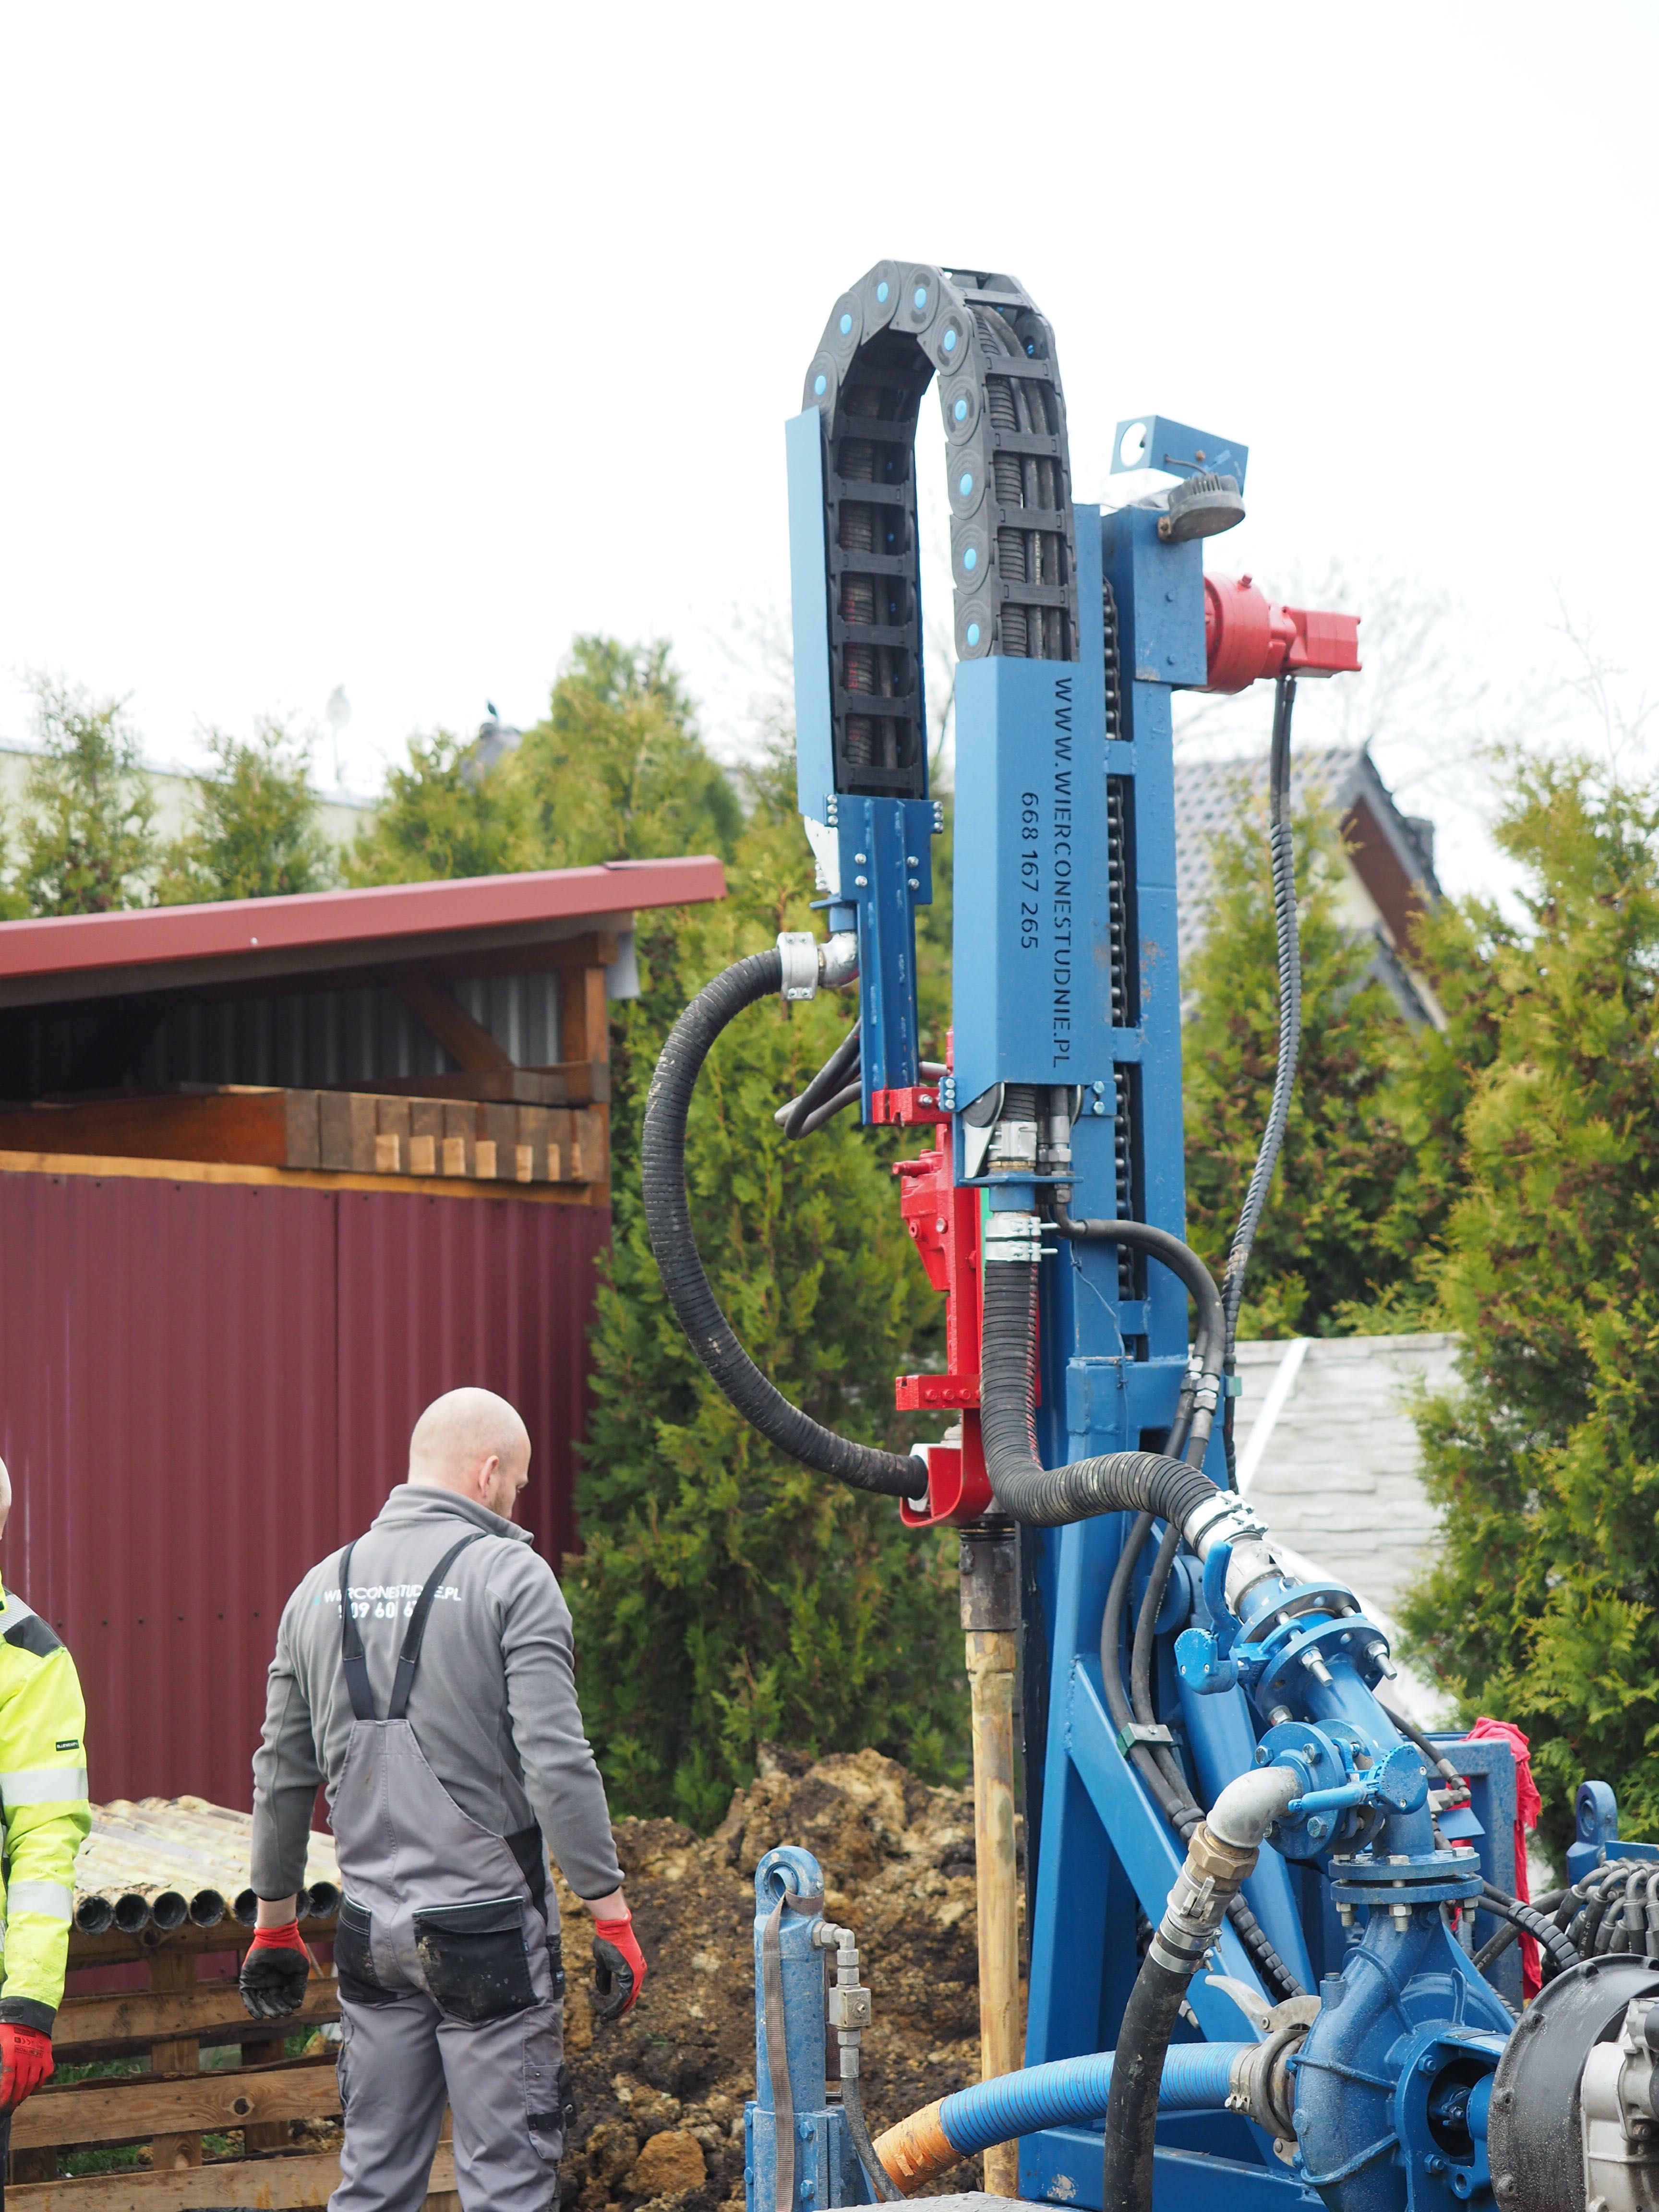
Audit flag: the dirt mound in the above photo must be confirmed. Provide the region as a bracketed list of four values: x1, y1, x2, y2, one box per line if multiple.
[554, 1747, 1003, 2212]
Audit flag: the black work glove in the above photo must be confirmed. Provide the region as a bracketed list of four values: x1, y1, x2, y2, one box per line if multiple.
[592, 1911, 647, 2021]
[239, 1923, 311, 2020]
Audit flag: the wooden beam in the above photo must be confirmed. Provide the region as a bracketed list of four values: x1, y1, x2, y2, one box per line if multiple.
[0, 1148, 606, 1206]
[13, 2061, 340, 2152]
[146, 1952, 200, 2172]
[0, 1093, 301, 1169]
[5, 2144, 457, 2212]
[67, 1921, 335, 1972]
[427, 930, 618, 981]
[559, 966, 609, 1068]
[391, 969, 513, 1075]
[53, 1980, 338, 2056]
[321, 1062, 610, 1105]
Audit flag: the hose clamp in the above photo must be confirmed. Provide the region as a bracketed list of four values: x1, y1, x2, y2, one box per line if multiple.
[983, 1212, 1042, 1264]
[777, 933, 821, 1002]
[1184, 1491, 1269, 1558]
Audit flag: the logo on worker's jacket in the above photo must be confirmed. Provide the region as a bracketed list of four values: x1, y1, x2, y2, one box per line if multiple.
[322, 1582, 465, 1620]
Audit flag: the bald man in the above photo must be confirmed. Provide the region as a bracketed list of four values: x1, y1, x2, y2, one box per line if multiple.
[244, 1389, 645, 2212]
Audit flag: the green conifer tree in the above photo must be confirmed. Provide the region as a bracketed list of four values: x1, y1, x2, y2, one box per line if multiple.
[1399, 757, 1659, 1855]
[17, 678, 158, 915]
[346, 728, 525, 886]
[1181, 780, 1418, 1334]
[568, 747, 959, 1826]
[158, 719, 333, 902]
[505, 637, 742, 868]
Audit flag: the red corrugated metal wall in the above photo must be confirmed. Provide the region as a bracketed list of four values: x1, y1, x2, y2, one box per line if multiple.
[0, 1170, 609, 1809]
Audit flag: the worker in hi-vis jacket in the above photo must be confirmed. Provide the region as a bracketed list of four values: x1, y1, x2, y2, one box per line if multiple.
[242, 1388, 647, 2212]
[0, 1456, 93, 2119]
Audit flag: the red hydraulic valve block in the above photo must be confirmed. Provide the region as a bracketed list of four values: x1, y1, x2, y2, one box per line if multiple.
[1202, 572, 1361, 694]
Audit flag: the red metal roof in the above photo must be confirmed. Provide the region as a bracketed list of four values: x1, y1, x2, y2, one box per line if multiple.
[0, 855, 726, 994]
[0, 849, 725, 1013]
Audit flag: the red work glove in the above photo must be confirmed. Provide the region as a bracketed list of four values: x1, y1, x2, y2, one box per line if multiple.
[0, 2024, 54, 2110]
[592, 1911, 647, 2021]
[239, 1920, 311, 2020]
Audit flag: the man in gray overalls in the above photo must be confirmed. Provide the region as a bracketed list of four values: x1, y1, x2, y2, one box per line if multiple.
[240, 1387, 647, 2212]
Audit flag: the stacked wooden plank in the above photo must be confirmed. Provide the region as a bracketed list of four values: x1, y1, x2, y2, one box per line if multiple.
[12, 1800, 455, 2212]
[0, 1092, 607, 1190]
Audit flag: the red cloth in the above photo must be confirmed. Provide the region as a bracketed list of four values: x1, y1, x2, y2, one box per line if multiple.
[0, 2024, 54, 2110]
[1467, 1717, 1544, 1997]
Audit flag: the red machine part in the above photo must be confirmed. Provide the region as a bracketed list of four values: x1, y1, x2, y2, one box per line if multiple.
[891, 1140, 993, 1528]
[1202, 572, 1362, 694]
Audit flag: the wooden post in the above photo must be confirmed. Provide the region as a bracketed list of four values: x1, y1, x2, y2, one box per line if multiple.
[238, 2034, 290, 2153]
[147, 1947, 202, 2172]
[961, 1527, 1022, 2200]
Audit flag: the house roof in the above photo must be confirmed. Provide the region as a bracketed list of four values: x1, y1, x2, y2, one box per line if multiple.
[1175, 745, 1442, 1023]
[1233, 1331, 1461, 1726]
[0, 855, 728, 1011]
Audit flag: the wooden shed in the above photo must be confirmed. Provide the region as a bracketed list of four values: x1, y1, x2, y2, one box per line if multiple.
[0, 856, 725, 1810]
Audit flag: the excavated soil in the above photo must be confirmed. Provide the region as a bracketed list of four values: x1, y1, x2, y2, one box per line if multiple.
[552, 1747, 1010, 2212]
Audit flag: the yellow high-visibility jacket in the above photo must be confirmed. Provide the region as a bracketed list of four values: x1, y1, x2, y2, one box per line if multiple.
[0, 1583, 89, 2031]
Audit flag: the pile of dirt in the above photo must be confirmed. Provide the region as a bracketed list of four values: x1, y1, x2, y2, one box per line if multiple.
[553, 1747, 1007, 2212]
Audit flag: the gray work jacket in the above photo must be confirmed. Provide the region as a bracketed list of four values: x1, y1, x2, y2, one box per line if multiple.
[250, 1485, 624, 1904]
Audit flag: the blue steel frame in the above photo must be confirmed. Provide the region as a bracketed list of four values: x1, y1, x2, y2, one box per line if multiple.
[785, 397, 1535, 2212]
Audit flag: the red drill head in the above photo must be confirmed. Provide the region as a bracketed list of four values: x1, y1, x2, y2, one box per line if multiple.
[1202, 573, 1362, 694]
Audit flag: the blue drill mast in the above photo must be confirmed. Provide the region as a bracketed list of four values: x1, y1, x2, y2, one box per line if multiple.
[640, 263, 1659, 2212]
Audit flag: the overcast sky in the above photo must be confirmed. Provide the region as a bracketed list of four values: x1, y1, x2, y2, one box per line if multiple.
[1, 4, 1654, 895]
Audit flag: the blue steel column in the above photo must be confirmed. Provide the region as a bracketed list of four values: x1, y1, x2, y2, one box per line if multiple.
[1016, 508, 1309, 2208]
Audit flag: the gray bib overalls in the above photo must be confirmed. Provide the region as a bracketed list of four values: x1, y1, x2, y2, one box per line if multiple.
[328, 1533, 573, 2212]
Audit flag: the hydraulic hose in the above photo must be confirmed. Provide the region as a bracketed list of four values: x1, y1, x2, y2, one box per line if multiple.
[1478, 1884, 1579, 1978]
[1098, 1515, 1304, 2003]
[843, 2075, 900, 2203]
[641, 950, 918, 1497]
[873, 2043, 1249, 2194]
[979, 1259, 1224, 1530]
[1219, 673, 1300, 1480]
[1473, 1888, 1566, 1975]
[1102, 1766, 1301, 2212]
[782, 1024, 861, 1139]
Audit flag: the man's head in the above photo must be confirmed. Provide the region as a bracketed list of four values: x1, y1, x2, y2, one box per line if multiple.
[407, 1389, 531, 1521]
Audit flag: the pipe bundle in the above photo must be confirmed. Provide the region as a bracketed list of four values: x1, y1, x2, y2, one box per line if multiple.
[72, 1795, 341, 1936]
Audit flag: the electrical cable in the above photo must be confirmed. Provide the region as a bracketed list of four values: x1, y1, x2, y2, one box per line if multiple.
[641, 950, 918, 1497]
[1219, 673, 1300, 1482]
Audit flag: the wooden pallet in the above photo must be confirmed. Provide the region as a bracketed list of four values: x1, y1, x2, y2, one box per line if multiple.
[15, 1920, 457, 2212]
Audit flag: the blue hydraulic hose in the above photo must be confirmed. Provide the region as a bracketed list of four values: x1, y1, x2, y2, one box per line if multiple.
[937, 2044, 1249, 2157]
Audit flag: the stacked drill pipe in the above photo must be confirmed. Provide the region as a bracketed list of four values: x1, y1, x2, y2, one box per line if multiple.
[72, 1795, 341, 1936]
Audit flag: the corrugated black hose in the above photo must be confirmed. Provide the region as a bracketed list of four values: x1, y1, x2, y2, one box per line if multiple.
[978, 1260, 1221, 1530]
[641, 950, 917, 1498]
[1220, 673, 1300, 1482]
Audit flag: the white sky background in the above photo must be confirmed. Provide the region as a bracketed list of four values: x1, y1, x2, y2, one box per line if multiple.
[1, 3, 1655, 898]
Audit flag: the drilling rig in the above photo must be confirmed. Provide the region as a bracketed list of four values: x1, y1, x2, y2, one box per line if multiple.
[640, 263, 1659, 2212]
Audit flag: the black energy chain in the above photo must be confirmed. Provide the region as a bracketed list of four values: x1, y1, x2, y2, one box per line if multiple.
[803, 262, 1081, 802]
